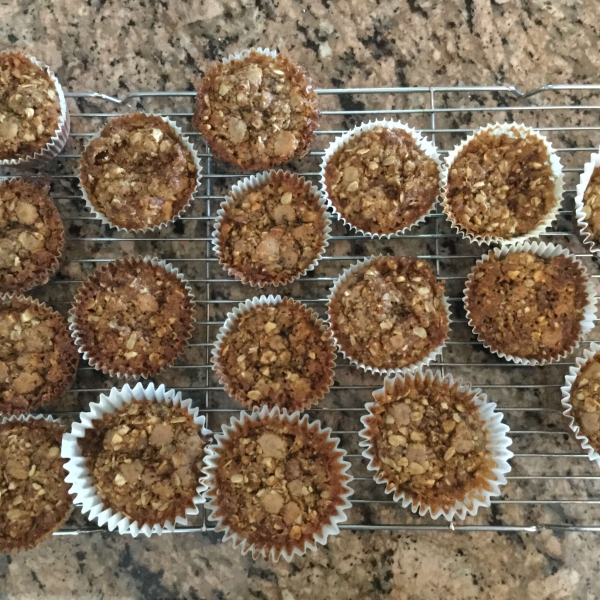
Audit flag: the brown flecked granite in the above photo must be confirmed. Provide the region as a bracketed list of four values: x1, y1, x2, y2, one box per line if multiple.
[1, 1, 600, 599]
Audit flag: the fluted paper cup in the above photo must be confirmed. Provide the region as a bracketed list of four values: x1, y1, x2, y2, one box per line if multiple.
[213, 170, 331, 287]
[223, 47, 278, 63]
[61, 382, 212, 538]
[319, 119, 442, 238]
[69, 256, 196, 380]
[78, 114, 202, 233]
[441, 122, 563, 246]
[463, 241, 597, 366]
[202, 405, 353, 561]
[0, 55, 70, 168]
[326, 255, 451, 374]
[212, 295, 336, 410]
[561, 342, 600, 467]
[358, 369, 513, 520]
[574, 148, 600, 257]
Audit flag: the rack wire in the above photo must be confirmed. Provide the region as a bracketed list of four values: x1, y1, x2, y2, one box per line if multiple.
[5, 83, 600, 536]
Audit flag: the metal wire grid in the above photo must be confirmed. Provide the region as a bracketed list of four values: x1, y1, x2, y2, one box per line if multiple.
[6, 83, 600, 536]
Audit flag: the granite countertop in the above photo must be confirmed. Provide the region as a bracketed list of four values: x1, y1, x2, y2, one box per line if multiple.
[2, 0, 600, 598]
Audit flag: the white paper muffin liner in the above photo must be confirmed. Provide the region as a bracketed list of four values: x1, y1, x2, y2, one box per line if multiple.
[1, 412, 62, 426]
[326, 255, 451, 374]
[211, 295, 336, 410]
[574, 148, 600, 257]
[358, 369, 513, 520]
[68, 256, 196, 380]
[61, 382, 212, 538]
[202, 405, 353, 561]
[78, 114, 202, 233]
[561, 342, 600, 467]
[463, 240, 597, 366]
[223, 47, 278, 64]
[213, 170, 331, 287]
[441, 122, 564, 246]
[319, 119, 442, 238]
[0, 55, 70, 168]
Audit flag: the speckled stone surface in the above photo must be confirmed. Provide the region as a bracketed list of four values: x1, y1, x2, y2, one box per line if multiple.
[2, 0, 600, 598]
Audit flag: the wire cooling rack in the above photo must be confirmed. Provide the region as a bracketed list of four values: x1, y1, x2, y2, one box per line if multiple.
[6, 83, 600, 536]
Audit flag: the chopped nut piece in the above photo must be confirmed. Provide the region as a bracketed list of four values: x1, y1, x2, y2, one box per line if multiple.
[80, 114, 198, 230]
[193, 50, 319, 170]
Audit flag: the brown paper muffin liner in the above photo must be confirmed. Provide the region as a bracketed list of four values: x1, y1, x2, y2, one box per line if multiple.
[0, 178, 65, 294]
[358, 370, 513, 521]
[0, 293, 79, 416]
[319, 119, 442, 238]
[213, 169, 331, 287]
[211, 295, 336, 411]
[61, 382, 211, 537]
[463, 241, 597, 366]
[326, 255, 451, 375]
[0, 414, 73, 553]
[0, 54, 70, 168]
[202, 405, 353, 561]
[193, 47, 320, 171]
[68, 256, 196, 380]
[78, 114, 202, 233]
[441, 122, 563, 246]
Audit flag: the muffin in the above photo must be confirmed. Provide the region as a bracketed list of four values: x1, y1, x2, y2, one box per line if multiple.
[0, 179, 64, 293]
[77, 397, 209, 530]
[464, 243, 593, 364]
[203, 407, 353, 561]
[0, 417, 72, 553]
[0, 52, 68, 165]
[359, 371, 512, 520]
[79, 113, 200, 230]
[0, 294, 79, 415]
[193, 49, 319, 170]
[327, 255, 449, 372]
[213, 297, 336, 411]
[69, 257, 195, 379]
[575, 153, 600, 255]
[321, 122, 440, 235]
[443, 123, 562, 243]
[214, 171, 330, 286]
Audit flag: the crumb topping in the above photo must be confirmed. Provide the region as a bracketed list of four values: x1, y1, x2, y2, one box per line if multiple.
[328, 256, 448, 369]
[0, 52, 62, 160]
[215, 299, 335, 411]
[79, 400, 209, 525]
[193, 51, 319, 170]
[446, 128, 557, 239]
[217, 172, 327, 285]
[465, 251, 588, 361]
[80, 113, 198, 230]
[324, 127, 439, 234]
[363, 375, 496, 511]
